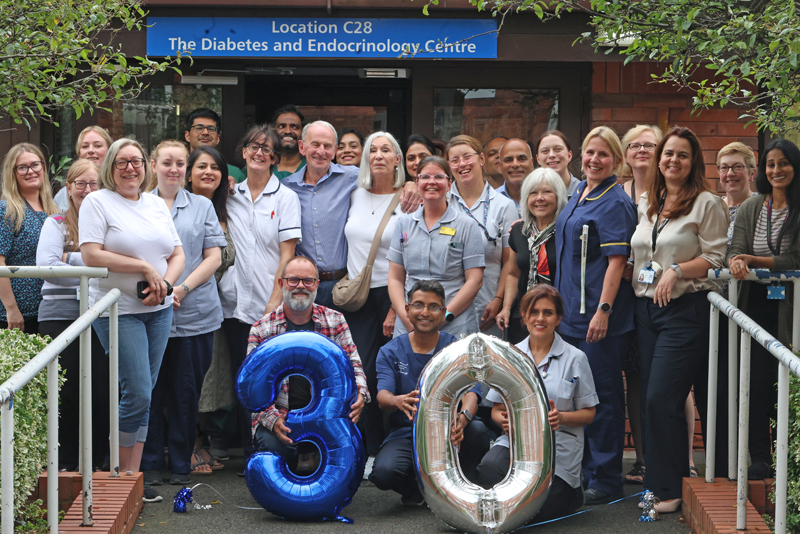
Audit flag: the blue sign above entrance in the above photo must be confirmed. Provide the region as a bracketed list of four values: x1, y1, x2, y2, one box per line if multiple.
[146, 17, 497, 59]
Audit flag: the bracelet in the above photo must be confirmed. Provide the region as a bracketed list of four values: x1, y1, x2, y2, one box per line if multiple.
[492, 296, 503, 302]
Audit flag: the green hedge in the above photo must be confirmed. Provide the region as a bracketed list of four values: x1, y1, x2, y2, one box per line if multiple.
[0, 329, 63, 525]
[783, 373, 800, 533]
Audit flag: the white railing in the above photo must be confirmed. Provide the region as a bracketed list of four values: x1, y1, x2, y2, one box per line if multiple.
[0, 266, 119, 534]
[706, 268, 800, 534]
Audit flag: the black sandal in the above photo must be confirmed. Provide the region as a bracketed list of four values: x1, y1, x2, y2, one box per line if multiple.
[624, 461, 645, 484]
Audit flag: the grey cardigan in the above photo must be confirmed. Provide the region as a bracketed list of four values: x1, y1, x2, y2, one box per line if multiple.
[726, 194, 800, 346]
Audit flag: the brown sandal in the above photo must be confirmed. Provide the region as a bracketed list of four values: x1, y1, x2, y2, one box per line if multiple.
[624, 461, 645, 484]
[195, 448, 224, 471]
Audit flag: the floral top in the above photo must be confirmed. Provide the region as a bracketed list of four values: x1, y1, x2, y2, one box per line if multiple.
[0, 200, 48, 320]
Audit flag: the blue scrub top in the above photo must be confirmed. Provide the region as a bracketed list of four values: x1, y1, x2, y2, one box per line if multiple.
[554, 176, 636, 337]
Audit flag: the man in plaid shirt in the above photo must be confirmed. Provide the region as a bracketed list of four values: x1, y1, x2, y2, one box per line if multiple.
[248, 256, 369, 473]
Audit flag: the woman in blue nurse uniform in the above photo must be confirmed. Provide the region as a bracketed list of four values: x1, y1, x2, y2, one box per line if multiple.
[555, 126, 636, 504]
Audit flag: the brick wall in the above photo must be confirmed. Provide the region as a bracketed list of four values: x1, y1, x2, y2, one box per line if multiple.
[592, 62, 759, 192]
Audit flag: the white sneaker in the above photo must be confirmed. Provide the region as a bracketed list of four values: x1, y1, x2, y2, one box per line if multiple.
[363, 456, 375, 480]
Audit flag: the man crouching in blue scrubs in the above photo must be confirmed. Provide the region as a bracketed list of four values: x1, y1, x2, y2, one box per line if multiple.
[369, 280, 491, 506]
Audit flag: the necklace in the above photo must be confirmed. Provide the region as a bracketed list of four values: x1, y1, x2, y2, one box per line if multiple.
[370, 191, 392, 215]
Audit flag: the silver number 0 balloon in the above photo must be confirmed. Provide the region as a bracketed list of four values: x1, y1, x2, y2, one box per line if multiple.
[413, 334, 554, 534]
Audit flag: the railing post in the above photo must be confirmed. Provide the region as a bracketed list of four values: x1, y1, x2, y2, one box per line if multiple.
[706, 304, 719, 483]
[737, 331, 751, 531]
[47, 358, 59, 534]
[109, 300, 119, 477]
[1, 401, 14, 534]
[728, 280, 739, 481]
[79, 275, 93, 526]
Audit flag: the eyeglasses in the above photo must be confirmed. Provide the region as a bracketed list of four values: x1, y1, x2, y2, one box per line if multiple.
[246, 144, 274, 155]
[718, 164, 748, 175]
[409, 302, 443, 313]
[283, 276, 318, 288]
[448, 152, 479, 166]
[190, 124, 218, 133]
[14, 161, 43, 175]
[417, 174, 449, 182]
[113, 158, 146, 170]
[73, 181, 99, 191]
[627, 143, 657, 152]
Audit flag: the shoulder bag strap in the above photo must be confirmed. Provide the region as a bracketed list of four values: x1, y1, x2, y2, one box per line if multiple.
[364, 189, 403, 268]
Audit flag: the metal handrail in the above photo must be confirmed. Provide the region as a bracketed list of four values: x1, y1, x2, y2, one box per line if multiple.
[0, 266, 117, 534]
[707, 268, 800, 534]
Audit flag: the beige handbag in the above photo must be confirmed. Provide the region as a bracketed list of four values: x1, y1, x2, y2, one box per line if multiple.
[333, 190, 402, 312]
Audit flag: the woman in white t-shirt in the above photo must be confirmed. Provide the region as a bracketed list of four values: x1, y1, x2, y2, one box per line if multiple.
[343, 131, 404, 457]
[80, 138, 185, 497]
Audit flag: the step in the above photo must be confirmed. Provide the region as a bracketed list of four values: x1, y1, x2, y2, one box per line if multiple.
[683, 477, 772, 534]
[58, 472, 143, 534]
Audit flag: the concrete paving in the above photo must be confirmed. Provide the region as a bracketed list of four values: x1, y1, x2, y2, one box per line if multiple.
[132, 451, 694, 534]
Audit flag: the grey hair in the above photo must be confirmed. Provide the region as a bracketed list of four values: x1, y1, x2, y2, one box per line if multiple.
[519, 167, 568, 230]
[358, 131, 406, 189]
[301, 120, 338, 145]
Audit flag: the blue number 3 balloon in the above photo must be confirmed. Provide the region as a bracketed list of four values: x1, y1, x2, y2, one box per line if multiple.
[236, 331, 366, 523]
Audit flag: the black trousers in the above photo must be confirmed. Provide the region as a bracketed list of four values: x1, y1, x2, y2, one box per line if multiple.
[637, 291, 710, 500]
[222, 318, 255, 451]
[343, 286, 392, 457]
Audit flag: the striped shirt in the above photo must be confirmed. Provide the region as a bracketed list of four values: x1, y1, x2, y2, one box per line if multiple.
[753, 203, 790, 258]
[248, 303, 369, 432]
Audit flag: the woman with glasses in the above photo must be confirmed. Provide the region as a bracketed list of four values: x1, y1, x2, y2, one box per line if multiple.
[446, 135, 517, 337]
[0, 143, 59, 332]
[55, 126, 114, 210]
[140, 141, 227, 486]
[36, 159, 108, 471]
[79, 139, 185, 501]
[718, 143, 757, 245]
[534, 130, 580, 199]
[388, 155, 485, 337]
[217, 125, 301, 453]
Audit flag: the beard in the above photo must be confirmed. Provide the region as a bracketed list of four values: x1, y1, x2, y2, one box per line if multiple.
[283, 287, 316, 311]
[280, 135, 299, 156]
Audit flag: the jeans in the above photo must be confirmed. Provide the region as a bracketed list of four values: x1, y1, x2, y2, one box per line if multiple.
[94, 307, 173, 446]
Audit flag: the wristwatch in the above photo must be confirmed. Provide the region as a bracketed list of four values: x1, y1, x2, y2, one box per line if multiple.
[598, 302, 613, 313]
[445, 311, 455, 322]
[459, 409, 473, 423]
[670, 263, 683, 279]
[163, 280, 174, 296]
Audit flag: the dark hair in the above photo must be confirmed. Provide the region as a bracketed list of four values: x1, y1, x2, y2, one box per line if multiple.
[186, 146, 229, 224]
[533, 130, 572, 156]
[185, 108, 221, 133]
[483, 135, 508, 152]
[757, 139, 800, 247]
[519, 285, 564, 319]
[271, 105, 305, 126]
[645, 126, 710, 220]
[338, 128, 364, 147]
[238, 125, 282, 168]
[416, 155, 453, 181]
[407, 280, 446, 305]
[406, 134, 437, 156]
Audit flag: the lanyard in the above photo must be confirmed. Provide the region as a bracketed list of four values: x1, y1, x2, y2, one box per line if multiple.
[651, 191, 670, 253]
[766, 194, 788, 256]
[457, 188, 496, 243]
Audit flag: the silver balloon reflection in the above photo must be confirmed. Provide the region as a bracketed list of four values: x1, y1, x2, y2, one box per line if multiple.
[413, 334, 554, 534]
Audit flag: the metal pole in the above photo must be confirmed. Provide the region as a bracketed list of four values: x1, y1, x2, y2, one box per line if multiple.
[109, 300, 120, 476]
[737, 331, 751, 531]
[1, 402, 14, 534]
[79, 276, 92, 526]
[47, 358, 58, 534]
[728, 280, 739, 481]
[706, 304, 719, 483]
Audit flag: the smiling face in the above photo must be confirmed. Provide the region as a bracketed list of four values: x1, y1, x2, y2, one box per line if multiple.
[537, 135, 572, 177]
[719, 153, 754, 200]
[582, 136, 617, 183]
[67, 167, 98, 212]
[299, 124, 336, 176]
[275, 112, 303, 154]
[625, 130, 659, 176]
[368, 136, 400, 181]
[407, 289, 446, 334]
[658, 135, 693, 189]
[152, 147, 187, 191]
[79, 131, 110, 163]
[188, 153, 222, 200]
[522, 296, 561, 341]
[416, 162, 451, 202]
[527, 182, 558, 228]
[765, 148, 795, 192]
[500, 139, 534, 186]
[242, 135, 276, 175]
[185, 117, 220, 150]
[14, 151, 44, 196]
[448, 143, 485, 190]
[112, 145, 147, 200]
[405, 142, 433, 179]
[337, 133, 363, 167]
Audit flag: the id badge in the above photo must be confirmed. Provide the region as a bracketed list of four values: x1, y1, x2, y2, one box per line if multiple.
[638, 268, 655, 284]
